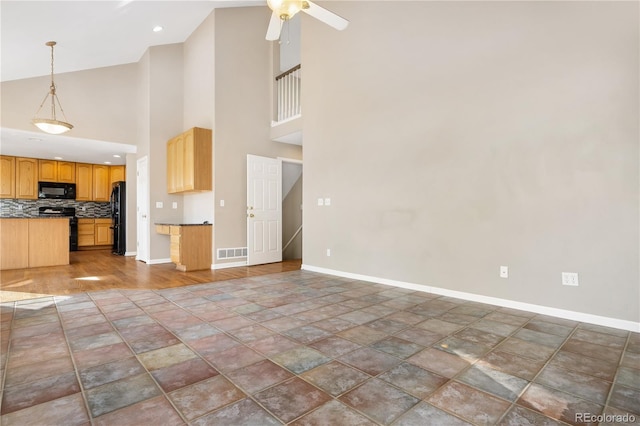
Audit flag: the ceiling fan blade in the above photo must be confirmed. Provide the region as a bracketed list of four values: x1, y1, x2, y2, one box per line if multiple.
[302, 1, 349, 31]
[266, 11, 282, 40]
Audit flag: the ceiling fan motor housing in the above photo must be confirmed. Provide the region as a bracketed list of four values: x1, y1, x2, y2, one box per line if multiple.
[267, 0, 304, 20]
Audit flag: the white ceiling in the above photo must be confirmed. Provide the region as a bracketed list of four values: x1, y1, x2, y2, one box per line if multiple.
[0, 0, 263, 165]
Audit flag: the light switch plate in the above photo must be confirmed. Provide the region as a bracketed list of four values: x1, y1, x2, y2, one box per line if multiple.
[156, 201, 163, 208]
[172, 202, 178, 209]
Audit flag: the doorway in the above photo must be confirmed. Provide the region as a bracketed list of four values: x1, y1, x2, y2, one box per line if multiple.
[246, 155, 303, 266]
[281, 159, 303, 261]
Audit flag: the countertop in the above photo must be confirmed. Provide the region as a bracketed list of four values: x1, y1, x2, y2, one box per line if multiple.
[0, 216, 71, 219]
[155, 222, 212, 227]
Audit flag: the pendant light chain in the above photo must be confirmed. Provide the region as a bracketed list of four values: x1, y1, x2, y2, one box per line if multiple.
[49, 42, 58, 120]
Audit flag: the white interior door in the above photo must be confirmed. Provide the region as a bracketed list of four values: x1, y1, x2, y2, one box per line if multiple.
[247, 155, 282, 266]
[136, 156, 149, 263]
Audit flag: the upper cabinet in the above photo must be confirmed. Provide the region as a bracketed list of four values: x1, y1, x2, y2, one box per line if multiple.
[0, 156, 16, 199]
[167, 127, 212, 194]
[92, 165, 111, 202]
[16, 158, 38, 200]
[38, 160, 76, 183]
[3, 156, 124, 201]
[110, 166, 125, 184]
[76, 163, 93, 201]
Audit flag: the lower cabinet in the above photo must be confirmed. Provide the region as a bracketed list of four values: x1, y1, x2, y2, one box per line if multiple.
[78, 218, 113, 248]
[156, 224, 212, 271]
[0, 218, 69, 270]
[0, 219, 29, 269]
[78, 219, 95, 247]
[95, 219, 113, 246]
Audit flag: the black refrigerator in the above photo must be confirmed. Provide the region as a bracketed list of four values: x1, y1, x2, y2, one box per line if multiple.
[110, 181, 126, 255]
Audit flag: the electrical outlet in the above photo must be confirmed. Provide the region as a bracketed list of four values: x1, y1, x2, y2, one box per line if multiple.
[155, 201, 163, 208]
[326, 249, 331, 257]
[318, 198, 324, 206]
[500, 266, 508, 278]
[562, 272, 579, 286]
[324, 198, 331, 206]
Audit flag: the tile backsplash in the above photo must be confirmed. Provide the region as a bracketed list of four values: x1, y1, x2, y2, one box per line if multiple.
[0, 199, 111, 218]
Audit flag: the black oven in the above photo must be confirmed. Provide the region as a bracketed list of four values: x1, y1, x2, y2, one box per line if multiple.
[38, 182, 76, 199]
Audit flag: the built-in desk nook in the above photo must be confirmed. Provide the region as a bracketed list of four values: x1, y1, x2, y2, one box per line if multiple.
[155, 223, 212, 271]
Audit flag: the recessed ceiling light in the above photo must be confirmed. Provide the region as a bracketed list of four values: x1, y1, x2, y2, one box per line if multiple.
[153, 26, 164, 32]
[113, 154, 121, 158]
[54, 156, 63, 160]
[104, 161, 112, 165]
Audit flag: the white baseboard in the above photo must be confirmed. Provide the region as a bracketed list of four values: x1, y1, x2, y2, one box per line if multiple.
[146, 258, 172, 265]
[212, 261, 247, 270]
[301, 264, 640, 333]
[125, 251, 136, 257]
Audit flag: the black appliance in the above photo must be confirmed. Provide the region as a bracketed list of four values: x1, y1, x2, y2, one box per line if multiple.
[38, 182, 76, 200]
[38, 206, 78, 251]
[110, 181, 126, 255]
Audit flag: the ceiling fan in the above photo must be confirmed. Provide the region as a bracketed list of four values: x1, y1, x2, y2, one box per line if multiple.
[266, 0, 349, 41]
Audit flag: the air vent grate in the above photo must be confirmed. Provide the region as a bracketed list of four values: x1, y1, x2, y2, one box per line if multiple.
[217, 247, 248, 260]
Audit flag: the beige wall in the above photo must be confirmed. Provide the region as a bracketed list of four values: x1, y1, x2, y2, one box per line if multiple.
[145, 44, 185, 260]
[1, 64, 139, 144]
[183, 12, 216, 227]
[214, 7, 302, 263]
[302, 2, 639, 322]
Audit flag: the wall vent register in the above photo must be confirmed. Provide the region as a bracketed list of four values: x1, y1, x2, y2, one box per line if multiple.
[217, 247, 248, 260]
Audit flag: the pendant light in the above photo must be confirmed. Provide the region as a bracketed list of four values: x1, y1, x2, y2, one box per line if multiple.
[32, 41, 73, 134]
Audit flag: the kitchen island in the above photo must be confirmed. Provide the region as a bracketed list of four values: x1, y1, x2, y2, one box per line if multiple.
[155, 223, 212, 271]
[0, 218, 69, 270]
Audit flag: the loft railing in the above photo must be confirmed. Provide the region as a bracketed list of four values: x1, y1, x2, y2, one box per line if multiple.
[275, 64, 301, 123]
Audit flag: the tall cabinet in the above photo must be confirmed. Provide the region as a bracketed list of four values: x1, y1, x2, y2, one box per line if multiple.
[15, 158, 38, 199]
[0, 156, 16, 199]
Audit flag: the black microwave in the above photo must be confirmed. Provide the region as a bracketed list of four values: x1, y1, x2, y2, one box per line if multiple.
[38, 182, 76, 199]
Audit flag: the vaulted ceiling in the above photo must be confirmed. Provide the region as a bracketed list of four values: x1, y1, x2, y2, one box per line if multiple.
[0, 0, 262, 163]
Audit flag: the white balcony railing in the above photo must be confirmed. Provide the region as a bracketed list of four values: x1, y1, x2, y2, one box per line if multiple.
[275, 64, 301, 123]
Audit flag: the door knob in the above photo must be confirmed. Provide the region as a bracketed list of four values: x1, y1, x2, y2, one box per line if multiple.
[249, 214, 255, 218]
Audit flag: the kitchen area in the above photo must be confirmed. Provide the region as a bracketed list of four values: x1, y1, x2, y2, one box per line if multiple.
[0, 156, 126, 270]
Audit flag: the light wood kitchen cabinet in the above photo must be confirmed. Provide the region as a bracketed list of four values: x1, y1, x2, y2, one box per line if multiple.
[92, 165, 110, 202]
[157, 224, 212, 271]
[94, 218, 113, 246]
[0, 156, 16, 199]
[57, 162, 76, 183]
[28, 219, 69, 268]
[16, 158, 38, 200]
[78, 218, 112, 247]
[0, 219, 29, 269]
[38, 160, 57, 182]
[38, 160, 76, 183]
[167, 127, 212, 194]
[76, 163, 93, 201]
[0, 218, 69, 270]
[110, 166, 125, 184]
[78, 218, 95, 246]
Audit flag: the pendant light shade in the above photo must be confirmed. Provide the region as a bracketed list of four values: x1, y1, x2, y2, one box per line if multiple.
[32, 41, 73, 134]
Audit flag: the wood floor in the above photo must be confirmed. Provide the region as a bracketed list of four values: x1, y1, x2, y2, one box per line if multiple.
[0, 250, 302, 302]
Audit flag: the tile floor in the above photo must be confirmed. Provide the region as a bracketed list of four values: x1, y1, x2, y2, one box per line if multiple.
[1, 270, 639, 425]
